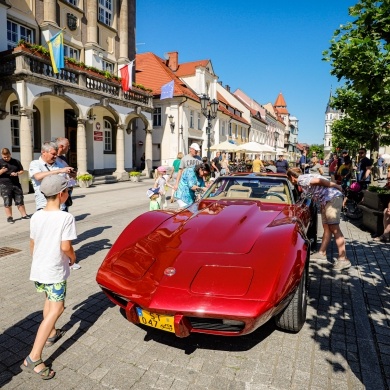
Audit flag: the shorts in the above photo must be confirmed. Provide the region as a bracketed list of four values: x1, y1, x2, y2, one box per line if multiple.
[34, 281, 67, 301]
[321, 196, 342, 225]
[0, 183, 24, 207]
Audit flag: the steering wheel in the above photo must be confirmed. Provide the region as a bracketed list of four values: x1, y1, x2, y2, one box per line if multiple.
[264, 192, 285, 201]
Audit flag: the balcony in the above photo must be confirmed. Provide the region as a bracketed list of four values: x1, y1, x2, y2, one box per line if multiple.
[0, 45, 153, 108]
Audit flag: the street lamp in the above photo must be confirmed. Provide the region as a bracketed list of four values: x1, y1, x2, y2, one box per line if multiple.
[200, 94, 219, 161]
[168, 115, 175, 133]
[274, 131, 279, 161]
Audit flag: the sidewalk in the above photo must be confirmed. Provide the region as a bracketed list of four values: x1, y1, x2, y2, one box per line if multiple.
[0, 179, 389, 389]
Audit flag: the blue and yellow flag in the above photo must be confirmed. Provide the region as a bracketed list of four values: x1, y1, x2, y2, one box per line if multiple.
[47, 31, 64, 74]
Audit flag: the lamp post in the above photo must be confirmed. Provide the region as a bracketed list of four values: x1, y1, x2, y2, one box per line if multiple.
[200, 94, 219, 162]
[274, 131, 279, 161]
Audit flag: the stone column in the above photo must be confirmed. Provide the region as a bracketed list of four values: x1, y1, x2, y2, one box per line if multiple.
[19, 108, 33, 170]
[144, 129, 153, 178]
[114, 124, 128, 180]
[19, 108, 34, 194]
[76, 119, 88, 174]
[87, 0, 98, 44]
[118, 0, 129, 62]
[43, 0, 57, 24]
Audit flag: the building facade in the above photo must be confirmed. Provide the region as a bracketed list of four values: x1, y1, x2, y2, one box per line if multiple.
[323, 90, 343, 159]
[0, 0, 154, 187]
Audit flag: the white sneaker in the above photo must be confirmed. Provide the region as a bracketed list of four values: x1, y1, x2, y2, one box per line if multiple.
[70, 263, 81, 270]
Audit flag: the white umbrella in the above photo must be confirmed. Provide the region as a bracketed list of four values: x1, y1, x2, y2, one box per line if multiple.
[209, 140, 243, 151]
[240, 142, 276, 153]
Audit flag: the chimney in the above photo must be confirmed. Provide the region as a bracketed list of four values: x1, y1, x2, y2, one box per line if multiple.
[226, 85, 230, 92]
[167, 51, 178, 71]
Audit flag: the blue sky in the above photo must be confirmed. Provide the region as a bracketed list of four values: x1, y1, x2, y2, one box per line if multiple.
[137, 0, 355, 145]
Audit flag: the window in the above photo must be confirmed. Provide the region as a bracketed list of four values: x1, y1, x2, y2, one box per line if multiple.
[234, 123, 238, 138]
[10, 103, 20, 148]
[102, 60, 114, 73]
[104, 120, 112, 151]
[64, 45, 80, 61]
[98, 0, 113, 26]
[67, 0, 78, 5]
[153, 107, 161, 127]
[221, 121, 226, 136]
[190, 110, 194, 128]
[7, 20, 33, 49]
[197, 112, 201, 130]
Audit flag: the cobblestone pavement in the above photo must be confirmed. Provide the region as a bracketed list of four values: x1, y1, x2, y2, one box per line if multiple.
[0, 179, 389, 390]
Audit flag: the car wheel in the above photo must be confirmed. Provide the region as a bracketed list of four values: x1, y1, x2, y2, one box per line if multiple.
[275, 266, 307, 332]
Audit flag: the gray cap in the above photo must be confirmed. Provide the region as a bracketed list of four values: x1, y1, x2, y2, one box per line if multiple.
[40, 175, 68, 196]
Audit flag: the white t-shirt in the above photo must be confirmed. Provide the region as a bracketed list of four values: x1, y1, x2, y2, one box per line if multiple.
[30, 210, 77, 284]
[29, 157, 64, 210]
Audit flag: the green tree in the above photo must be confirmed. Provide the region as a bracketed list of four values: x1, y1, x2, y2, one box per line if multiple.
[323, 0, 390, 155]
[309, 144, 324, 159]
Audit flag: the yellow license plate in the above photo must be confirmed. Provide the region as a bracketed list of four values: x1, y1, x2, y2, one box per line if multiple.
[136, 308, 175, 333]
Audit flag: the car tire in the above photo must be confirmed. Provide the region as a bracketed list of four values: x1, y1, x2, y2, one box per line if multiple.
[275, 266, 308, 332]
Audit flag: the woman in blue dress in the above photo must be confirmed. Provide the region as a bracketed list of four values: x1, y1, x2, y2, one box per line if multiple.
[175, 163, 211, 208]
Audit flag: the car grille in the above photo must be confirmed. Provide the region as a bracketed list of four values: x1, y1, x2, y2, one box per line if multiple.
[188, 317, 245, 332]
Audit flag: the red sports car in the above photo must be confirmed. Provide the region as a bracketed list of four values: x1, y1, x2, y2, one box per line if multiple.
[96, 173, 317, 337]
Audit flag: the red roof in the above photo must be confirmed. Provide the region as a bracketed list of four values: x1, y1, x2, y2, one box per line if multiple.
[274, 92, 289, 115]
[217, 92, 250, 125]
[174, 60, 210, 77]
[135, 52, 199, 101]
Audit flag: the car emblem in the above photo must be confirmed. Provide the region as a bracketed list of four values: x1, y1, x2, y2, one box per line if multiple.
[164, 267, 176, 276]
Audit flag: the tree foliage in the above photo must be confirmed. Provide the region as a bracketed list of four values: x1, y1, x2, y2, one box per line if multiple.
[308, 144, 324, 159]
[323, 0, 390, 154]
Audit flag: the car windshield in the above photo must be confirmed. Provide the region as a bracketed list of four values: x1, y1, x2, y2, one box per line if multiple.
[203, 176, 292, 204]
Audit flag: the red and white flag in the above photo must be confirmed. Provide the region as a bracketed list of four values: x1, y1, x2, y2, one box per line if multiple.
[120, 61, 133, 91]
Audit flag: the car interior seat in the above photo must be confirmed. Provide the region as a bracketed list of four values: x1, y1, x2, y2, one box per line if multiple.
[226, 185, 252, 198]
[265, 185, 288, 203]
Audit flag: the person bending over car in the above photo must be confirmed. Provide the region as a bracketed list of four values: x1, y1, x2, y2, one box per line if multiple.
[174, 163, 210, 208]
[286, 168, 350, 271]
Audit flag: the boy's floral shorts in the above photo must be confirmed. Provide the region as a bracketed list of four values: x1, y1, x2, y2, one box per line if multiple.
[34, 281, 67, 301]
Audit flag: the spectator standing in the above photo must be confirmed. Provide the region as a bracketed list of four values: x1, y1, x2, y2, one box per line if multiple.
[21, 175, 77, 380]
[252, 155, 264, 173]
[173, 143, 202, 190]
[309, 153, 324, 175]
[377, 154, 384, 180]
[357, 148, 373, 189]
[175, 163, 210, 208]
[170, 152, 183, 203]
[373, 201, 390, 242]
[299, 149, 310, 174]
[275, 154, 289, 174]
[0, 148, 30, 223]
[211, 152, 222, 178]
[329, 155, 339, 182]
[286, 168, 350, 270]
[220, 154, 230, 175]
[29, 142, 74, 211]
[55, 137, 76, 212]
[154, 166, 172, 210]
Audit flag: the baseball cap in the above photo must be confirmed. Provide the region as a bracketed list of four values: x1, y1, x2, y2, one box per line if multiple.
[146, 188, 160, 198]
[40, 175, 69, 196]
[189, 143, 200, 151]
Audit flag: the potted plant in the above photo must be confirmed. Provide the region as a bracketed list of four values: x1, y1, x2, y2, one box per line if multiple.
[129, 171, 141, 182]
[359, 185, 390, 234]
[76, 173, 93, 188]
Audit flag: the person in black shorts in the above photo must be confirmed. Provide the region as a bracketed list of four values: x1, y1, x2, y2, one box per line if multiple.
[0, 148, 30, 223]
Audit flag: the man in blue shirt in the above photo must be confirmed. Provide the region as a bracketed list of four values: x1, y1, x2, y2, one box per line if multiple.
[299, 149, 310, 174]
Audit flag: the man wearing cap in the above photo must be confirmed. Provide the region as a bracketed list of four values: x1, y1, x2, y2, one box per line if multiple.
[29, 142, 74, 211]
[173, 143, 202, 190]
[24, 174, 78, 380]
[275, 154, 289, 174]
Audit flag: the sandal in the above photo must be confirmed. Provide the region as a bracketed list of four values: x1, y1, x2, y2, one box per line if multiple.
[373, 235, 389, 243]
[21, 355, 55, 380]
[45, 329, 65, 347]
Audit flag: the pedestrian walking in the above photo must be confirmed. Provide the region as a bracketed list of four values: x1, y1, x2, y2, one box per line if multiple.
[251, 154, 264, 173]
[286, 168, 350, 270]
[299, 149, 310, 174]
[170, 152, 183, 203]
[173, 143, 202, 191]
[275, 154, 289, 174]
[21, 175, 77, 380]
[356, 148, 373, 189]
[0, 148, 30, 223]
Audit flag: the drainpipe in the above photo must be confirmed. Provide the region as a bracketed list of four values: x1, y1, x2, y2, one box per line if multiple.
[178, 97, 188, 153]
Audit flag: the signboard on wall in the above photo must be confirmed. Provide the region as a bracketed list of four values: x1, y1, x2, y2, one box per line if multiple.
[94, 131, 103, 141]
